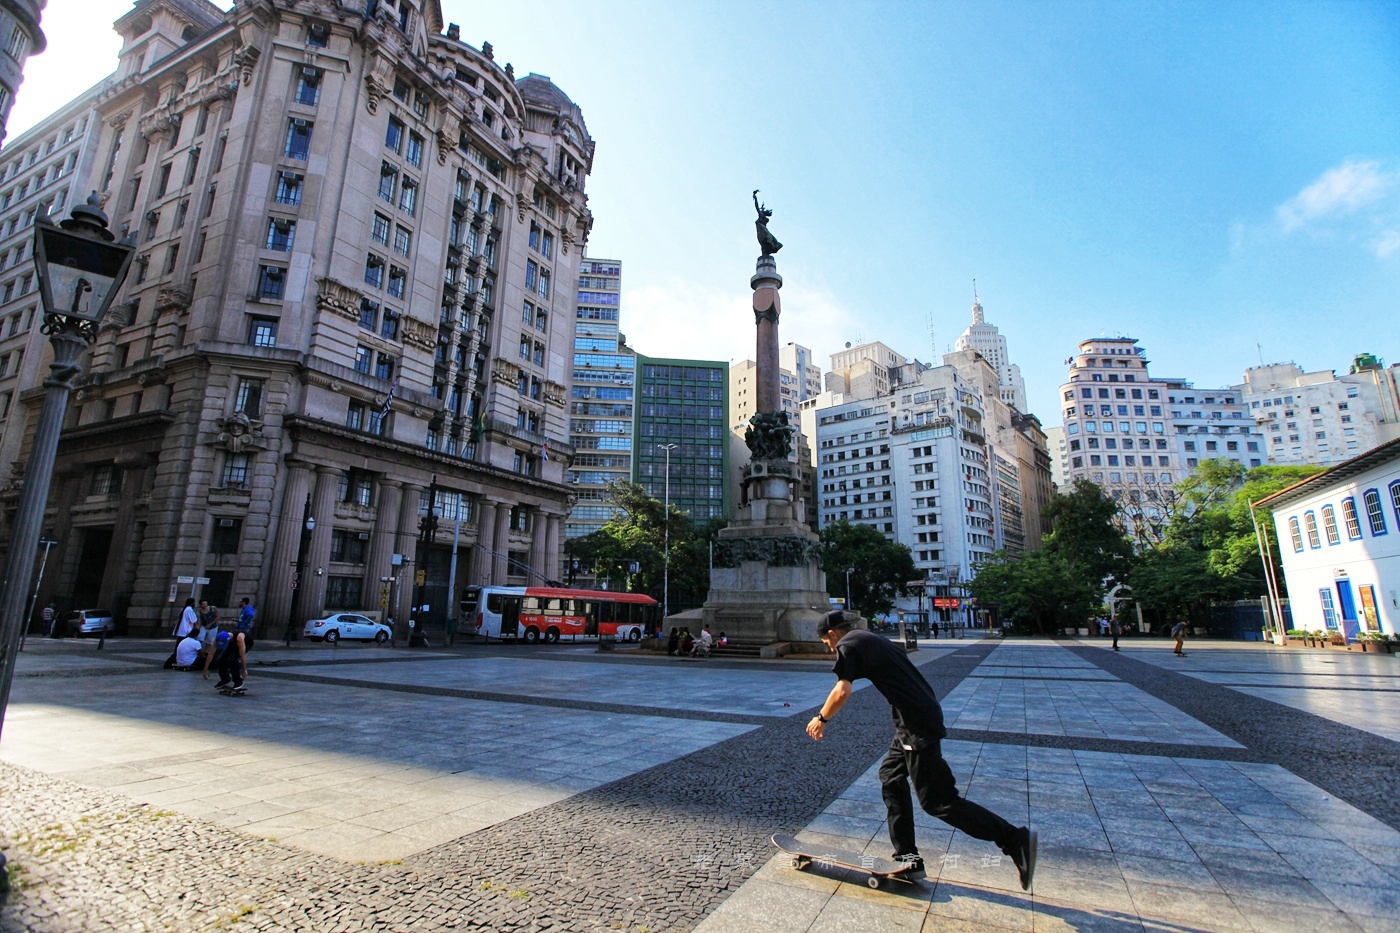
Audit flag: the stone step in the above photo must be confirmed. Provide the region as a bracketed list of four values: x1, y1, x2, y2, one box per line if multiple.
[708, 644, 764, 659]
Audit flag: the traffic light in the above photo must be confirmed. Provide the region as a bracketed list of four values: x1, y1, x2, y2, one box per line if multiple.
[415, 569, 426, 586]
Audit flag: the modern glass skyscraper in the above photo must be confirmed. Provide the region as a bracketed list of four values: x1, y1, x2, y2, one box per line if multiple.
[635, 356, 730, 523]
[567, 257, 633, 539]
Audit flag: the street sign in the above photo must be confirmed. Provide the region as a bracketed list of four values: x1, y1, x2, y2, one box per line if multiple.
[196, 576, 211, 585]
[177, 575, 194, 584]
[628, 561, 639, 574]
[167, 584, 177, 602]
[380, 598, 389, 608]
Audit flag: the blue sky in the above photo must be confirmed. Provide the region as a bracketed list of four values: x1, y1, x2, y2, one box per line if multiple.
[11, 1, 1399, 420]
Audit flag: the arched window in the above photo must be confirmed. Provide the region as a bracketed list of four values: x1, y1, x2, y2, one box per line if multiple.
[1390, 481, 1400, 527]
[1341, 498, 1362, 540]
[1363, 489, 1387, 536]
[1304, 511, 1321, 549]
[1321, 505, 1340, 545]
[1288, 517, 1303, 552]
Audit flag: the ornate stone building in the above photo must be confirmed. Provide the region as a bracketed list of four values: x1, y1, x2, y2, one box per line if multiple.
[4, 0, 594, 635]
[0, 0, 45, 144]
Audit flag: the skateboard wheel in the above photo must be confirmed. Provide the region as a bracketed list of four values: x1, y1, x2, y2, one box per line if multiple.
[790, 857, 806, 870]
[866, 875, 881, 889]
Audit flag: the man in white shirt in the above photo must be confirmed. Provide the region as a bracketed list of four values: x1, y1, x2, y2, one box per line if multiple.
[697, 625, 714, 658]
[174, 599, 198, 638]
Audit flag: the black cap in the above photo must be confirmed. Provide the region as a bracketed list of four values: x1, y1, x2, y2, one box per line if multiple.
[818, 610, 850, 635]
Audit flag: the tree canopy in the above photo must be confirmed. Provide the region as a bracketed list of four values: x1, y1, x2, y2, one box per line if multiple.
[820, 519, 917, 620]
[563, 481, 720, 610]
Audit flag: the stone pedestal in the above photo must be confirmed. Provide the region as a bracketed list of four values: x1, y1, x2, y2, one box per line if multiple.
[697, 459, 855, 654]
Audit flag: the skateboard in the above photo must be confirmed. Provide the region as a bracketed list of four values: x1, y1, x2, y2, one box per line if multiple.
[216, 684, 247, 696]
[771, 833, 918, 889]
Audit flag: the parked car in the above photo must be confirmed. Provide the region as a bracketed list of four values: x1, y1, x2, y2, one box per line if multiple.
[302, 613, 391, 644]
[67, 609, 115, 638]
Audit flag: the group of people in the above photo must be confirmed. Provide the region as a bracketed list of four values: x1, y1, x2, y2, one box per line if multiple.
[163, 596, 257, 691]
[665, 625, 726, 658]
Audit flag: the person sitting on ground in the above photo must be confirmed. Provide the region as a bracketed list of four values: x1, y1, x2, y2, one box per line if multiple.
[679, 628, 694, 657]
[695, 625, 714, 658]
[718, 631, 729, 648]
[666, 627, 680, 656]
[164, 632, 204, 670]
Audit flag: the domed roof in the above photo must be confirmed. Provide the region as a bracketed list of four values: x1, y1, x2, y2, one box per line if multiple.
[515, 72, 590, 142]
[515, 72, 574, 112]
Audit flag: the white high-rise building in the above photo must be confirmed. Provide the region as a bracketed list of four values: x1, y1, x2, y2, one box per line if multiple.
[954, 292, 1027, 412]
[1045, 425, 1068, 490]
[1235, 355, 1400, 467]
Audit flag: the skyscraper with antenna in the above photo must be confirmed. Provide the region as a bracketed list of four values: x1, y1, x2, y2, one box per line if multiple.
[953, 285, 1028, 412]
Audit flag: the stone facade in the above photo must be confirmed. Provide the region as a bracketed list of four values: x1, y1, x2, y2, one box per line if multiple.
[4, 0, 594, 635]
[0, 0, 45, 144]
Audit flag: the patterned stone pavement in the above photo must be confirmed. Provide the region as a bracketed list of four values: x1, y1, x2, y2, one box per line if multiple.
[0, 635, 1397, 931]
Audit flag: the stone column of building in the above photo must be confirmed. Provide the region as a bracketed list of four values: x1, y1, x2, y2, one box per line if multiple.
[544, 513, 561, 583]
[363, 479, 402, 613]
[526, 507, 545, 582]
[394, 483, 423, 629]
[473, 499, 497, 586]
[97, 456, 151, 611]
[302, 466, 340, 621]
[492, 504, 511, 583]
[263, 463, 313, 632]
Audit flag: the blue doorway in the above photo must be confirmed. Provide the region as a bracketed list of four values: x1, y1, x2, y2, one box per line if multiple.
[1335, 579, 1360, 641]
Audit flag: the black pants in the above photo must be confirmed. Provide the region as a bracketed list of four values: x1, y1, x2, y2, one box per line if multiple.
[216, 642, 247, 686]
[1111, 632, 1119, 650]
[879, 737, 1018, 858]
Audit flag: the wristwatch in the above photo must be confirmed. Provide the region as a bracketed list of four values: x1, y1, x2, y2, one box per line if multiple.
[815, 713, 829, 724]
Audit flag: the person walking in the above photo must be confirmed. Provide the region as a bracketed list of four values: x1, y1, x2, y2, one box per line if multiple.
[41, 601, 57, 638]
[806, 611, 1036, 888]
[1171, 620, 1187, 656]
[1110, 617, 1121, 652]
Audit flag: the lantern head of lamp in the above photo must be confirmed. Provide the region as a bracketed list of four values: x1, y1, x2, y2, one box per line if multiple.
[33, 191, 136, 335]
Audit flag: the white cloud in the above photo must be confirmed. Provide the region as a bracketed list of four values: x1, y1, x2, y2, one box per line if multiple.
[1276, 159, 1396, 232]
[1376, 229, 1400, 259]
[620, 277, 862, 369]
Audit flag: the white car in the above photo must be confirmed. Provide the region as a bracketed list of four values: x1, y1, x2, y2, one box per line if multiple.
[303, 613, 391, 644]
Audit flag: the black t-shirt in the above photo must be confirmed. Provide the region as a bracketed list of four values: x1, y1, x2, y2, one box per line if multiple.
[832, 629, 946, 742]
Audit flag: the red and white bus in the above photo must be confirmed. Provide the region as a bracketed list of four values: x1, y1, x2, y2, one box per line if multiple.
[462, 585, 659, 644]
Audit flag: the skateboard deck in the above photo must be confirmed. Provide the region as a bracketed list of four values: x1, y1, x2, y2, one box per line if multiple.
[771, 833, 918, 889]
[216, 685, 247, 695]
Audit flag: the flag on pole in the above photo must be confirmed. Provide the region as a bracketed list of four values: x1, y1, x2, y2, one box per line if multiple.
[471, 412, 486, 441]
[380, 377, 399, 418]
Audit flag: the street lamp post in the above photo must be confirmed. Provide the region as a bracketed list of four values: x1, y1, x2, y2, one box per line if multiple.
[0, 194, 135, 741]
[660, 443, 678, 620]
[845, 567, 853, 613]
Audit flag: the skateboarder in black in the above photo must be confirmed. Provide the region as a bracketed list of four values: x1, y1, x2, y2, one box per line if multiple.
[806, 610, 1036, 888]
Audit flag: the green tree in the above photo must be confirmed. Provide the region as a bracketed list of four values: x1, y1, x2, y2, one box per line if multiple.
[820, 520, 917, 620]
[1127, 460, 1324, 624]
[1042, 479, 1135, 587]
[967, 549, 1099, 635]
[563, 481, 720, 610]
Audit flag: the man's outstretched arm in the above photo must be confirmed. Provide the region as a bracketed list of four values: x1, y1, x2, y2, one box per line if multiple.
[806, 679, 853, 741]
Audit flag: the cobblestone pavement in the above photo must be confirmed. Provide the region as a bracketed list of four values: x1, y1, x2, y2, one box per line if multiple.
[3, 636, 1399, 931]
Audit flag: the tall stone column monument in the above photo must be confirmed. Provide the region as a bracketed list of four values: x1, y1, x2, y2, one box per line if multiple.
[697, 193, 854, 655]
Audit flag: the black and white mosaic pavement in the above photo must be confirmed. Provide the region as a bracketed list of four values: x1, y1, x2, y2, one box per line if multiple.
[1, 636, 1398, 931]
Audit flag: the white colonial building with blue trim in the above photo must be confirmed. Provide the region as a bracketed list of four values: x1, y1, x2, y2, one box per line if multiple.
[1260, 437, 1400, 639]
